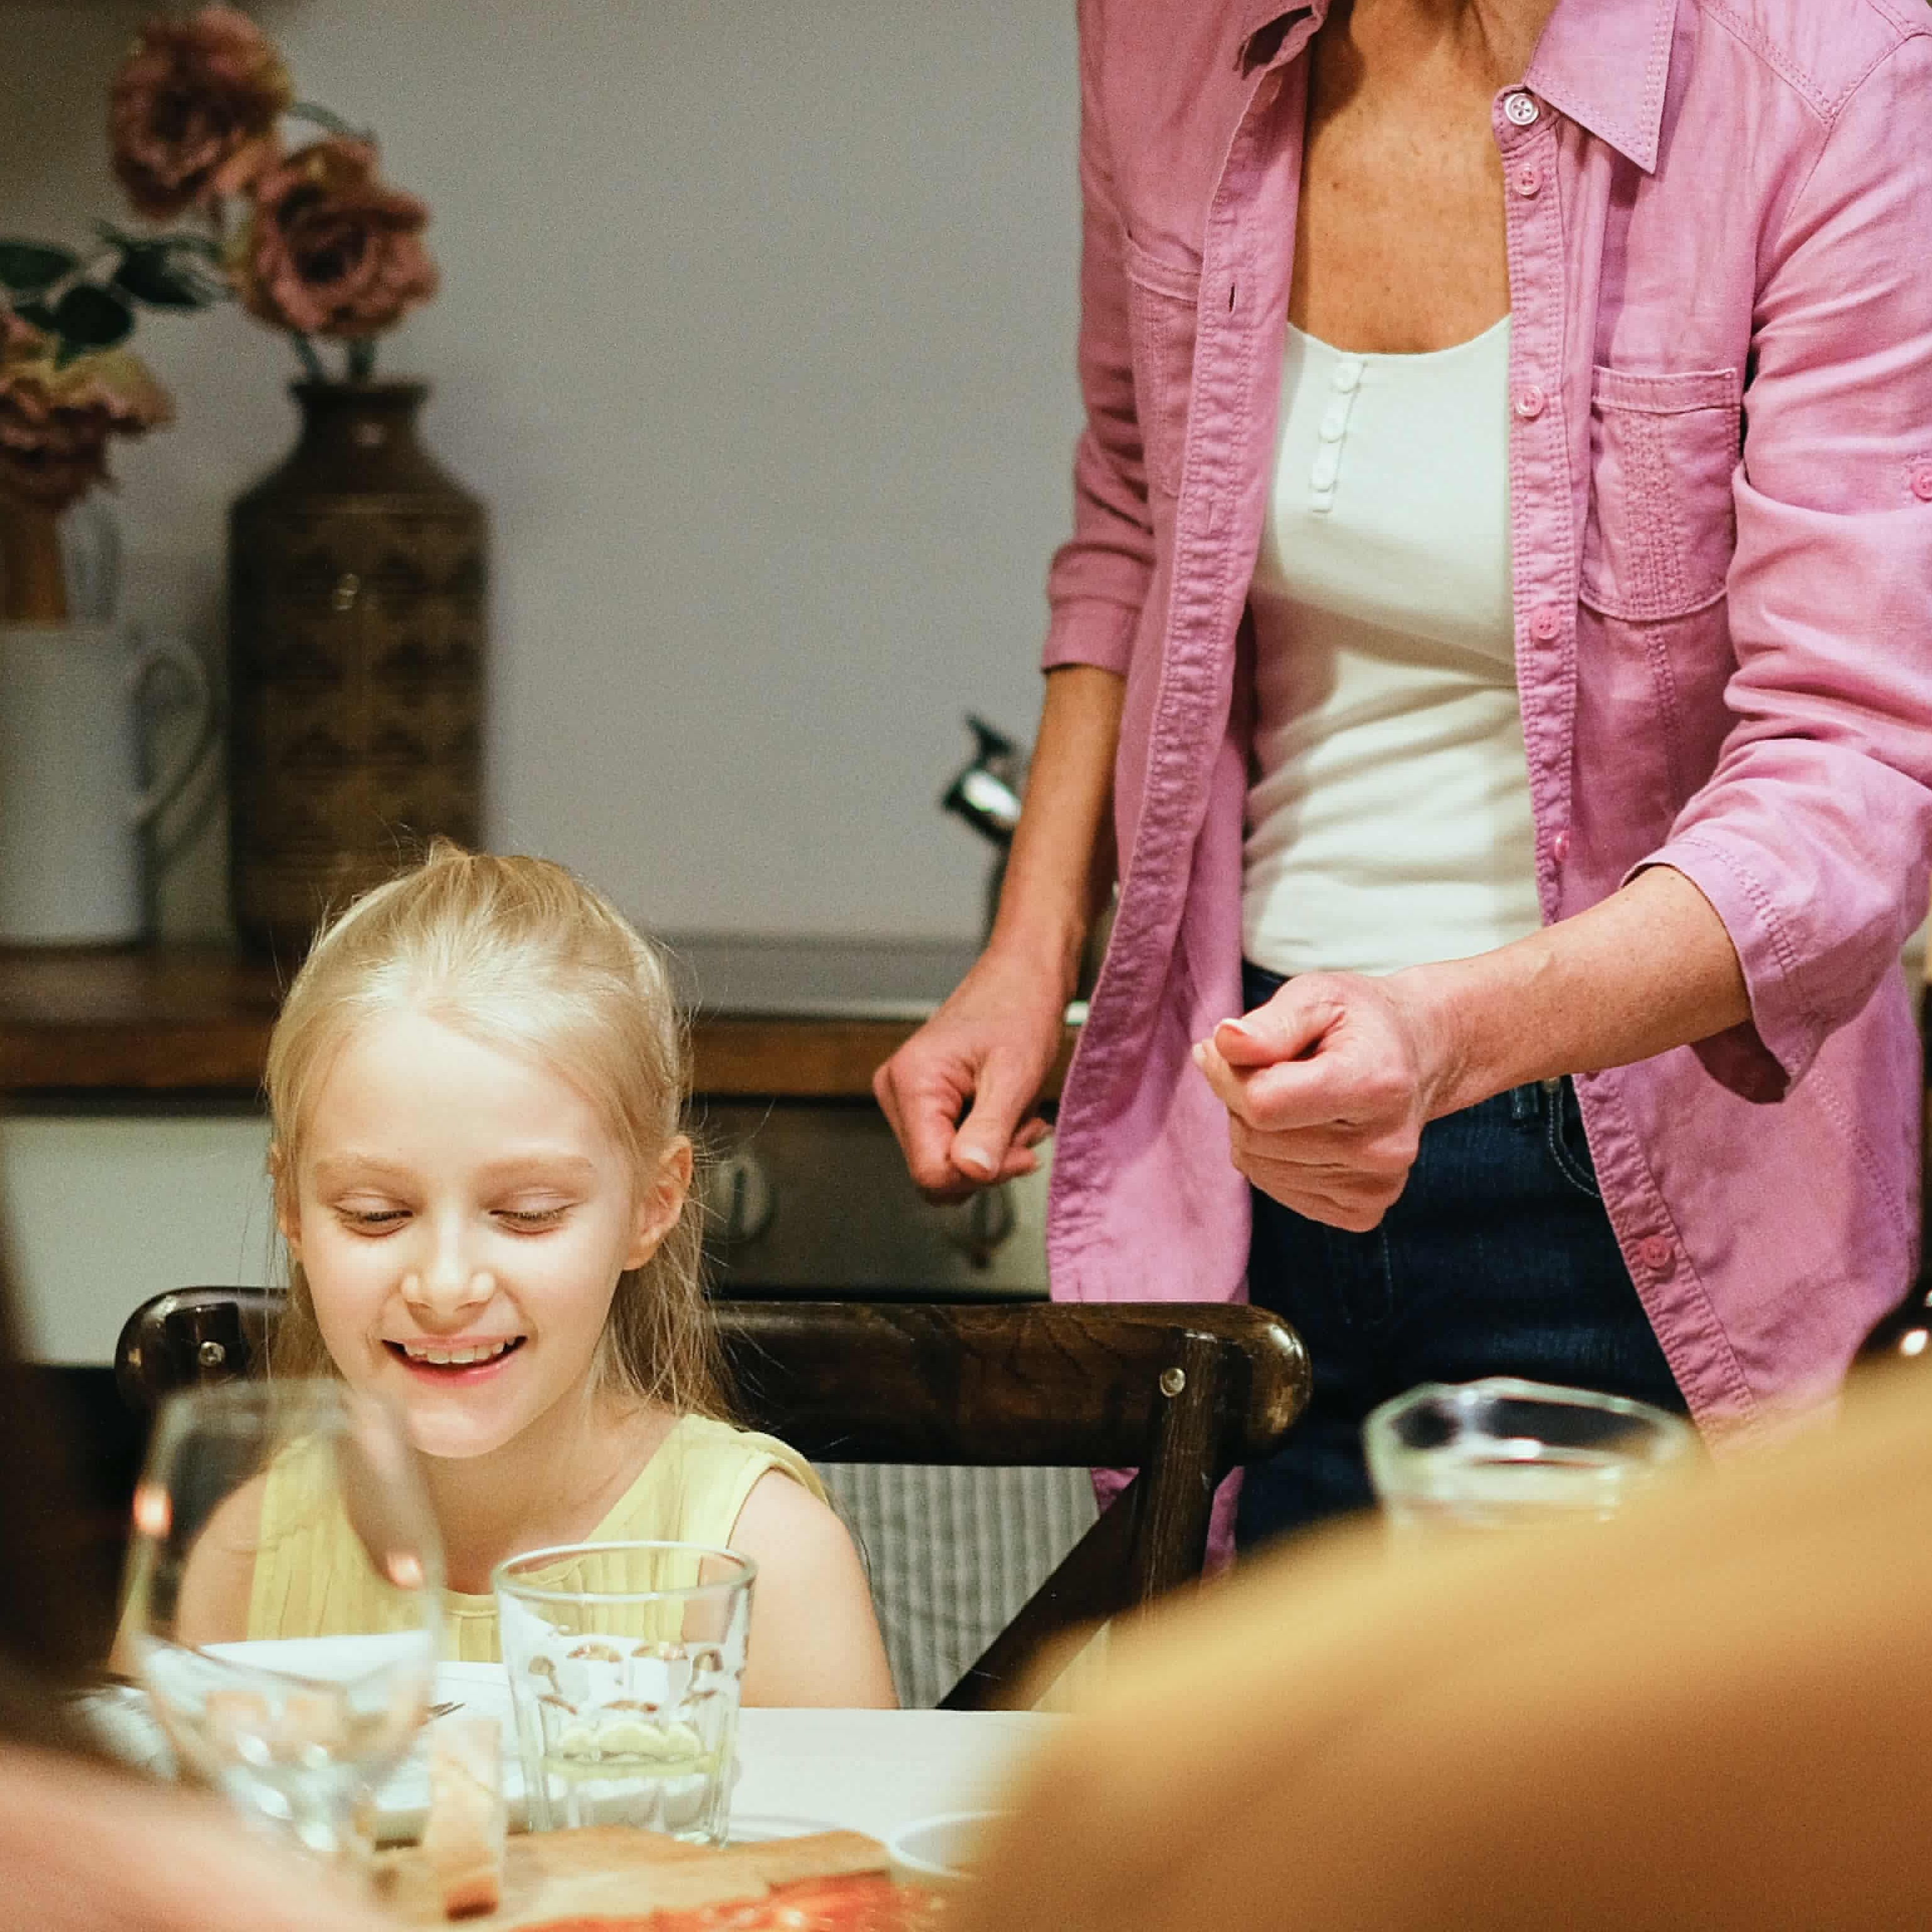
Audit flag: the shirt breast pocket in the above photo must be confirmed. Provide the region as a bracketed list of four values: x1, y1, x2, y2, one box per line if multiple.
[1124, 238, 1201, 500]
[1579, 366, 1742, 621]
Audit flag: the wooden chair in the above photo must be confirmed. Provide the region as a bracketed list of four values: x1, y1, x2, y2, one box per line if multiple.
[115, 1289, 1310, 1710]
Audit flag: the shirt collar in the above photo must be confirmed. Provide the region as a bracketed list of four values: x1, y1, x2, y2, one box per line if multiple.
[1525, 0, 1679, 173]
[1237, 0, 1677, 173]
[1237, 1, 1326, 75]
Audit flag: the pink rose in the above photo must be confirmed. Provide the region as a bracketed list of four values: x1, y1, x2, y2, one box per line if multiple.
[109, 4, 292, 220]
[235, 137, 438, 339]
[0, 336, 174, 511]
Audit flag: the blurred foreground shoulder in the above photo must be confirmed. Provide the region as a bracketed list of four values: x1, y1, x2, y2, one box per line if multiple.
[0, 1743, 385, 1932]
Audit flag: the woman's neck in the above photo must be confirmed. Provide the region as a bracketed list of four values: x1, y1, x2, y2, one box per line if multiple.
[421, 1385, 678, 1594]
[1328, 0, 1559, 89]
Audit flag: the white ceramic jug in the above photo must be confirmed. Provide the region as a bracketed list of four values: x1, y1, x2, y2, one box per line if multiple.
[0, 621, 216, 944]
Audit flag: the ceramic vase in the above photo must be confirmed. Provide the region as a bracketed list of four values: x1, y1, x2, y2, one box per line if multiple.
[226, 380, 487, 956]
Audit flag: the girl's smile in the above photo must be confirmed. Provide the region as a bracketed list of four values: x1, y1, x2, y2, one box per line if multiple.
[386, 1333, 527, 1374]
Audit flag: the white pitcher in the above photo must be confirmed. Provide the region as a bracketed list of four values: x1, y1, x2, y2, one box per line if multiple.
[0, 621, 216, 944]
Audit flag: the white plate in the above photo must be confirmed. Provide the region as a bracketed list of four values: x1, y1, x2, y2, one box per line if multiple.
[82, 1655, 524, 1843]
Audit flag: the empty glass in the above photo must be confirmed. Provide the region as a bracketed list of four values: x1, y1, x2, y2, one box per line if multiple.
[119, 1380, 443, 1867]
[495, 1541, 754, 1843]
[1364, 1376, 1696, 1534]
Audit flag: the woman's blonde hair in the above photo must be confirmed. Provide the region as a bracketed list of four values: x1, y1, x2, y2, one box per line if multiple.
[263, 840, 726, 1420]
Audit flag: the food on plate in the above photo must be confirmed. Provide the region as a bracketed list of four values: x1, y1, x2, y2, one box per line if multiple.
[420, 1715, 507, 1918]
[519, 1872, 948, 1929]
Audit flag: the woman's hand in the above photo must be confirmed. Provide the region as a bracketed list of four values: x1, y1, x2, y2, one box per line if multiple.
[873, 945, 1063, 1202]
[876, 666, 1122, 1203]
[1191, 971, 1455, 1232]
[1195, 869, 1754, 1231]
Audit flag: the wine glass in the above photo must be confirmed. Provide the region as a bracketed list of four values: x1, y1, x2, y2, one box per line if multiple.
[120, 1379, 444, 1867]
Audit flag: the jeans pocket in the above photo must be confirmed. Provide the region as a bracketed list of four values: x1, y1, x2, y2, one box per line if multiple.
[1579, 366, 1740, 620]
[1543, 1079, 1603, 1201]
[1124, 238, 1200, 500]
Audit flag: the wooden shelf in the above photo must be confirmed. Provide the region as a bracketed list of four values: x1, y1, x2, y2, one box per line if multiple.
[0, 944, 1074, 1102]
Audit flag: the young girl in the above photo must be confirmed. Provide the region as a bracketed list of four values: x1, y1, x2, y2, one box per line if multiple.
[174, 842, 895, 1708]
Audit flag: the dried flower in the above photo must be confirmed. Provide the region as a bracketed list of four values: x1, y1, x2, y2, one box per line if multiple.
[109, 4, 292, 221]
[235, 136, 438, 341]
[0, 332, 174, 511]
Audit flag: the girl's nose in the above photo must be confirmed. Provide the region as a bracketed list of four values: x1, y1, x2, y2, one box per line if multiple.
[401, 1238, 496, 1323]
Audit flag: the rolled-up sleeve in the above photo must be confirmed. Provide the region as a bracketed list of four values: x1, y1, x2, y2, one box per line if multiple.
[1635, 33, 1932, 1096]
[1041, 0, 1157, 677]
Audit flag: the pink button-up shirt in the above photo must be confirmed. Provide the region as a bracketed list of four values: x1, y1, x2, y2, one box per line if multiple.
[1044, 0, 1932, 1442]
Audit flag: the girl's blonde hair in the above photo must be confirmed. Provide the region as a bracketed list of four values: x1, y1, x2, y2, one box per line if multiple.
[264, 840, 726, 1420]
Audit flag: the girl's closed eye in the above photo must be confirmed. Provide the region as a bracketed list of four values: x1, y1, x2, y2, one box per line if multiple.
[495, 1201, 570, 1230]
[339, 1201, 410, 1232]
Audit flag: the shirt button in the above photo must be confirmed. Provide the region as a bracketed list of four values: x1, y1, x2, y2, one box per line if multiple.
[1504, 91, 1540, 127]
[1528, 604, 1562, 644]
[1638, 1234, 1675, 1272]
[1912, 464, 1932, 502]
[1550, 828, 1571, 863]
[1512, 163, 1543, 197]
[1331, 359, 1364, 395]
[1310, 450, 1340, 490]
[1320, 403, 1348, 441]
[1514, 384, 1547, 420]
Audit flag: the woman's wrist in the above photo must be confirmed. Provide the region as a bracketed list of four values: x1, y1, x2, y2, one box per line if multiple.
[1389, 868, 1752, 1120]
[985, 897, 1090, 1007]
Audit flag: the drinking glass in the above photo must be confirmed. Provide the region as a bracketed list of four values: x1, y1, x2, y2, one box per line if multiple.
[119, 1379, 443, 1866]
[495, 1541, 754, 1843]
[1364, 1376, 1696, 1535]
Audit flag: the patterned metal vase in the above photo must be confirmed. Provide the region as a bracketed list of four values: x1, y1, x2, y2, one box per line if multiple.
[228, 380, 486, 955]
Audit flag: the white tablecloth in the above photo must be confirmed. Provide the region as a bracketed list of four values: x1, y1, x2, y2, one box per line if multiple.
[732, 1706, 1055, 1840]
[91, 1657, 1058, 1845]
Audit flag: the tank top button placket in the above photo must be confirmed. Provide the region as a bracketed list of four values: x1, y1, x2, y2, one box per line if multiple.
[1311, 354, 1364, 516]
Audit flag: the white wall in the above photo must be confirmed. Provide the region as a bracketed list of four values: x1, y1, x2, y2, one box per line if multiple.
[0, 0, 1083, 941]
[0, 1107, 274, 1362]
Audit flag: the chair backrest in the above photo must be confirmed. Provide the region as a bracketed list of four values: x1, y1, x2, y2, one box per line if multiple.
[114, 1288, 1310, 1709]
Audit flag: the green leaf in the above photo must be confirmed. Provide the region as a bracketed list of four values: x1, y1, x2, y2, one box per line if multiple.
[0, 241, 79, 295]
[112, 245, 213, 311]
[48, 284, 134, 352]
[289, 99, 370, 141]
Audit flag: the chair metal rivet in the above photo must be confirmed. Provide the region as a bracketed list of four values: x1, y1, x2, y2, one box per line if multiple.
[196, 1340, 228, 1368]
[1159, 1366, 1186, 1398]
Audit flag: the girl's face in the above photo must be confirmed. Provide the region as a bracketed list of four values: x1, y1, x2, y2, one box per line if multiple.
[278, 1007, 689, 1462]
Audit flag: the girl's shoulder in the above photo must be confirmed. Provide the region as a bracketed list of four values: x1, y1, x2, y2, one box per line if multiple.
[597, 1410, 825, 1546]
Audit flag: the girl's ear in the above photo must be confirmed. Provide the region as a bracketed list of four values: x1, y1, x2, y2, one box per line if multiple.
[268, 1142, 301, 1259]
[625, 1135, 693, 1272]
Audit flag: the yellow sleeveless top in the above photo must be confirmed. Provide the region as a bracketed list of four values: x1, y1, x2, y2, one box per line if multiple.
[245, 1414, 823, 1663]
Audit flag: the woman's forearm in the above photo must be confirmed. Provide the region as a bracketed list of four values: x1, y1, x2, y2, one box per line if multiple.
[1402, 865, 1753, 1118]
[988, 665, 1125, 1002]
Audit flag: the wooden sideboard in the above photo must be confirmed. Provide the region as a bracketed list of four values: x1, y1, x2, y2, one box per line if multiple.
[0, 942, 1074, 1101]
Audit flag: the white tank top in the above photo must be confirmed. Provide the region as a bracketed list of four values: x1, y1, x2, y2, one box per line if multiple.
[1242, 317, 1542, 980]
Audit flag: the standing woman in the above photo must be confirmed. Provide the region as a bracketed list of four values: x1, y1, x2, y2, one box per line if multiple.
[877, 0, 1932, 1547]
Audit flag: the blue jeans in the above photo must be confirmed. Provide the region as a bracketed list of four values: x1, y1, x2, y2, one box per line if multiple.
[1234, 960, 1688, 1555]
